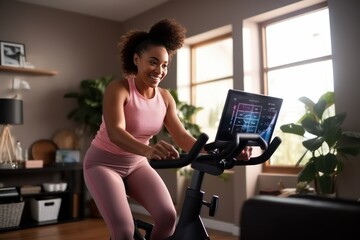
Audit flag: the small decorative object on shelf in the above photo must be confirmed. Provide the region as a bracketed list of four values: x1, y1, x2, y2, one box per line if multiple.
[24, 160, 44, 168]
[0, 41, 25, 68]
[0, 41, 57, 75]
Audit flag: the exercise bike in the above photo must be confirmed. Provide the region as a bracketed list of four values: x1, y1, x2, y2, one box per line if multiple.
[133, 132, 281, 240]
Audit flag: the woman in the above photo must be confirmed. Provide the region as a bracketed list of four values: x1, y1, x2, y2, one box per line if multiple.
[83, 18, 252, 240]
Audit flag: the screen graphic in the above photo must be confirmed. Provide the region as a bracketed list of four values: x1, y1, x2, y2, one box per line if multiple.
[216, 90, 283, 144]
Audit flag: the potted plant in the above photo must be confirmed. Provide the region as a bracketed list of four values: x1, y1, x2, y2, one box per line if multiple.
[152, 89, 202, 144]
[63, 75, 114, 136]
[280, 91, 360, 195]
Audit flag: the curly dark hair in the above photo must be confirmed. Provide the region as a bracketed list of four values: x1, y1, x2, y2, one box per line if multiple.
[118, 18, 187, 75]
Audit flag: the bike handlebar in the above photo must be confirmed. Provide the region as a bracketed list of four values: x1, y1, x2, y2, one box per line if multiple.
[149, 132, 281, 176]
[149, 133, 209, 169]
[191, 134, 282, 175]
[233, 136, 281, 166]
[204, 133, 268, 151]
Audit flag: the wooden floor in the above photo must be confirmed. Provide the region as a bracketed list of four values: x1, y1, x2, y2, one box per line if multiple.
[0, 217, 239, 240]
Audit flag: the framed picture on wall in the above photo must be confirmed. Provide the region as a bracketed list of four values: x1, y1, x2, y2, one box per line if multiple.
[0, 41, 26, 67]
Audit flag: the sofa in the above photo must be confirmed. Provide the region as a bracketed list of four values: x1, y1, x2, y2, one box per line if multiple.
[239, 194, 360, 240]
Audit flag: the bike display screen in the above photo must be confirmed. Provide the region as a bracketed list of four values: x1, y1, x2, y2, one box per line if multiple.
[215, 89, 283, 145]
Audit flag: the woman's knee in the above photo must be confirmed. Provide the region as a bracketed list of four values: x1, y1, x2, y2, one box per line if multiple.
[155, 205, 177, 228]
[112, 224, 134, 240]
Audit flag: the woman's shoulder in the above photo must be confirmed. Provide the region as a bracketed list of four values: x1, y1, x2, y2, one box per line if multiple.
[105, 78, 130, 99]
[158, 88, 175, 107]
[158, 87, 171, 98]
[107, 78, 129, 91]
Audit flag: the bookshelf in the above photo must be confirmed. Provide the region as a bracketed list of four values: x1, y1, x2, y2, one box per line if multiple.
[0, 164, 84, 231]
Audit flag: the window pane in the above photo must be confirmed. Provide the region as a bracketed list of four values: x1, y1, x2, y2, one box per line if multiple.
[194, 38, 233, 82]
[266, 8, 331, 68]
[267, 61, 334, 165]
[194, 79, 233, 141]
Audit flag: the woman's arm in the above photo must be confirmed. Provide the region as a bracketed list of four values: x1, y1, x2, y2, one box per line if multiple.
[161, 88, 197, 153]
[103, 80, 149, 155]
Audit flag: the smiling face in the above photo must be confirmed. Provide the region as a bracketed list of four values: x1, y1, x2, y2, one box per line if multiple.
[134, 45, 169, 91]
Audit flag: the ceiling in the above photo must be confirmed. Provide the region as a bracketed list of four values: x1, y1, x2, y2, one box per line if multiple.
[17, 0, 170, 22]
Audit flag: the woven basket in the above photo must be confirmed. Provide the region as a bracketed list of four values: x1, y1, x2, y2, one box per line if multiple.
[0, 202, 25, 229]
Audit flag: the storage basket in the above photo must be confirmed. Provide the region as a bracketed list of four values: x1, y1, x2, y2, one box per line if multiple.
[30, 198, 61, 222]
[0, 201, 25, 229]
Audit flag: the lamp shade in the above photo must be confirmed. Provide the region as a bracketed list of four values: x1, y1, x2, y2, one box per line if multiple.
[0, 98, 23, 125]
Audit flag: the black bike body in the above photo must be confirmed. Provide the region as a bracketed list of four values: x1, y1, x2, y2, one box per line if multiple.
[133, 133, 281, 240]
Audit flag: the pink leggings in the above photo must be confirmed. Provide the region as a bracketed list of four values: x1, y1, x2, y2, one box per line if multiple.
[83, 145, 177, 240]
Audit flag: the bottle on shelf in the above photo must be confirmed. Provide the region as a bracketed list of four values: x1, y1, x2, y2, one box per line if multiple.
[15, 141, 24, 168]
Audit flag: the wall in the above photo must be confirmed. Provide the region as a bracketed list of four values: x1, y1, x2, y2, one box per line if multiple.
[327, 0, 360, 199]
[0, 0, 122, 151]
[1, 0, 360, 235]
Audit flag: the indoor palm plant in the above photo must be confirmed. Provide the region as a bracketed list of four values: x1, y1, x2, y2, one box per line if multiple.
[154, 89, 203, 142]
[63, 75, 114, 136]
[280, 91, 360, 195]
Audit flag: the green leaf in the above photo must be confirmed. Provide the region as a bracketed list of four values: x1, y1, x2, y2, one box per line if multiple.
[63, 75, 114, 136]
[298, 158, 316, 182]
[301, 117, 323, 136]
[298, 96, 315, 113]
[318, 91, 335, 109]
[324, 129, 342, 149]
[336, 160, 344, 172]
[280, 123, 305, 136]
[323, 113, 346, 130]
[314, 153, 337, 175]
[302, 136, 325, 151]
[313, 99, 327, 120]
[337, 144, 360, 156]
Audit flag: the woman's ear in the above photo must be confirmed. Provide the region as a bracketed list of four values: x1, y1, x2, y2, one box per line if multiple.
[133, 53, 139, 66]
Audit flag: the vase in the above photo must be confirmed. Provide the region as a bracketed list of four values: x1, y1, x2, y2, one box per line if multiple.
[314, 174, 337, 197]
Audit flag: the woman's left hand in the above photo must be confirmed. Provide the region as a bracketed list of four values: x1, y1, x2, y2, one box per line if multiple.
[236, 146, 253, 161]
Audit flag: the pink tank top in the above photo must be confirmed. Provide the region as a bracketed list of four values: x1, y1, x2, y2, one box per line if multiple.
[91, 75, 167, 156]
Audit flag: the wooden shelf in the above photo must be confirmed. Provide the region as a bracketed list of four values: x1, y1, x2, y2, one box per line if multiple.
[0, 163, 85, 232]
[0, 65, 58, 76]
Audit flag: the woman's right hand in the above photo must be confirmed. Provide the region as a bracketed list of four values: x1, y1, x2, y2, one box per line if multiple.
[146, 140, 179, 160]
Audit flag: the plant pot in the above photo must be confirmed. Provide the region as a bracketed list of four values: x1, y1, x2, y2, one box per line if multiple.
[314, 174, 337, 196]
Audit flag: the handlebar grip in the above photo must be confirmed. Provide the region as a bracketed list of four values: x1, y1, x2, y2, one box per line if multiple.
[238, 133, 268, 150]
[204, 133, 268, 152]
[149, 133, 209, 169]
[235, 136, 282, 166]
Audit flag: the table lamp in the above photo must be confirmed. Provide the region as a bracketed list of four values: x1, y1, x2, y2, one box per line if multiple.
[0, 98, 23, 168]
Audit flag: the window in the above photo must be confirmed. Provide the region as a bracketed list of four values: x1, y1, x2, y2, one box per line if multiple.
[261, 3, 334, 171]
[178, 34, 233, 142]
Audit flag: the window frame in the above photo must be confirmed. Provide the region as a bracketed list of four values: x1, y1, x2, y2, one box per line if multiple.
[260, 2, 331, 174]
[189, 33, 233, 104]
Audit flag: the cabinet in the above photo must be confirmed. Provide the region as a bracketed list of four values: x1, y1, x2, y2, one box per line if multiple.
[0, 65, 58, 76]
[0, 163, 84, 231]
